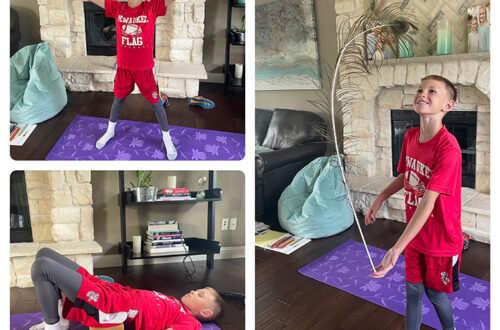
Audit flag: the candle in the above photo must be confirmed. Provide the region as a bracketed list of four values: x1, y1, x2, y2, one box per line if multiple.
[436, 20, 452, 55]
[235, 63, 244, 79]
[133, 235, 142, 254]
[167, 176, 176, 188]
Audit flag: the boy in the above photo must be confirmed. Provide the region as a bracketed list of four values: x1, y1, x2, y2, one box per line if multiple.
[365, 75, 462, 330]
[29, 248, 224, 330]
[89, 0, 178, 160]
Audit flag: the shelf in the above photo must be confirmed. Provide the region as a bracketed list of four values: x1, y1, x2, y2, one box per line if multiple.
[122, 238, 221, 260]
[121, 188, 222, 205]
[118, 171, 220, 274]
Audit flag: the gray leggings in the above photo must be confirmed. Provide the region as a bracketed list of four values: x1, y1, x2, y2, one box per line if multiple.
[405, 281, 455, 330]
[109, 96, 170, 132]
[31, 248, 83, 325]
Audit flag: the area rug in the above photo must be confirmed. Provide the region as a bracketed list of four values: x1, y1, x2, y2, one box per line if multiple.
[45, 115, 245, 161]
[10, 312, 221, 329]
[299, 240, 489, 330]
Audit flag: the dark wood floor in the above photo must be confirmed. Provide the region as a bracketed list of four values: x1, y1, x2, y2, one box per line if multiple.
[256, 217, 490, 329]
[11, 258, 245, 330]
[10, 82, 245, 160]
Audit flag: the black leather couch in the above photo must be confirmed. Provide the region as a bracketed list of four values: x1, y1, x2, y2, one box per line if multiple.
[255, 108, 327, 230]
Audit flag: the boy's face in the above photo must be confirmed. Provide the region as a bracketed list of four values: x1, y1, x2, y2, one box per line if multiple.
[181, 287, 216, 319]
[413, 79, 454, 116]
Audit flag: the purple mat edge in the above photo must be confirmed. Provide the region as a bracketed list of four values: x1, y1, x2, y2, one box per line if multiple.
[45, 115, 245, 161]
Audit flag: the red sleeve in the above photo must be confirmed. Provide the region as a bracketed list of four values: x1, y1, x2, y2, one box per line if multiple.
[427, 145, 461, 196]
[396, 131, 409, 175]
[148, 0, 167, 17]
[105, 0, 117, 18]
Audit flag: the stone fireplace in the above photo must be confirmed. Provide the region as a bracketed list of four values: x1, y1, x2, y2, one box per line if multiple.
[345, 54, 490, 243]
[335, 1, 490, 242]
[37, 0, 207, 98]
[10, 171, 102, 288]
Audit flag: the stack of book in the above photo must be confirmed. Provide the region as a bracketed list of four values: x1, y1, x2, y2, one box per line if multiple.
[144, 220, 189, 255]
[156, 188, 195, 201]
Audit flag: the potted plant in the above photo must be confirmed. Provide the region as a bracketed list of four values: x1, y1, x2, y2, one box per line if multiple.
[231, 15, 245, 44]
[129, 171, 157, 202]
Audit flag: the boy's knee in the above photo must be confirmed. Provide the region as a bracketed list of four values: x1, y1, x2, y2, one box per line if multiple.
[406, 281, 424, 298]
[36, 247, 52, 259]
[31, 256, 52, 279]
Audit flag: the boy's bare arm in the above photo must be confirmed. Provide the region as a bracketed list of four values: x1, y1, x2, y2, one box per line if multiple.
[371, 189, 439, 278]
[365, 173, 404, 225]
[166, 0, 175, 6]
[87, 0, 105, 9]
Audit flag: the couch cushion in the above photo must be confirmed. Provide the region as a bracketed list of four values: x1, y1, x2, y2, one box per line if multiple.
[262, 108, 325, 149]
[255, 109, 274, 146]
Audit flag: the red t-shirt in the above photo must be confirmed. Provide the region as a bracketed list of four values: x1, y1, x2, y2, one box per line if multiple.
[63, 268, 201, 330]
[105, 0, 167, 71]
[397, 126, 462, 256]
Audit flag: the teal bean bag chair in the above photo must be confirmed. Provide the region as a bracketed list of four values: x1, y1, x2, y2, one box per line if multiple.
[10, 42, 67, 124]
[278, 155, 354, 239]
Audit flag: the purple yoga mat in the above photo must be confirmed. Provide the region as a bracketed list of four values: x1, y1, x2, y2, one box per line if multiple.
[299, 240, 489, 330]
[46, 115, 245, 161]
[10, 312, 221, 329]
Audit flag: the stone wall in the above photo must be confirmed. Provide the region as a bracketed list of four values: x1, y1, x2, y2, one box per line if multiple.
[26, 171, 94, 242]
[37, 0, 205, 63]
[10, 171, 102, 288]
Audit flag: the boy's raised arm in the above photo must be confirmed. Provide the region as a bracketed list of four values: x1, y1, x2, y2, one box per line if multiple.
[87, 0, 105, 9]
[166, 0, 175, 6]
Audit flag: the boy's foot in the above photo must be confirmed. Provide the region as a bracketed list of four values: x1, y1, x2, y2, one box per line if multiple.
[188, 96, 215, 109]
[96, 121, 116, 150]
[29, 322, 68, 330]
[162, 130, 177, 160]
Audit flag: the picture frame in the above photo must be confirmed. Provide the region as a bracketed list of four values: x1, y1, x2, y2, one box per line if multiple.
[467, 3, 490, 53]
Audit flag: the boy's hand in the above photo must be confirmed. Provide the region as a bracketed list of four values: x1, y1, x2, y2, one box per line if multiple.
[370, 247, 400, 278]
[365, 197, 383, 225]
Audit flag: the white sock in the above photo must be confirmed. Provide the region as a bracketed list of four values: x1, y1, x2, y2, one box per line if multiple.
[96, 121, 116, 149]
[28, 322, 62, 330]
[44, 322, 62, 330]
[162, 130, 178, 160]
[29, 299, 69, 330]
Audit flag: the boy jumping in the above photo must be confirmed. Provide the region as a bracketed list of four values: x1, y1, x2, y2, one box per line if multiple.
[90, 0, 178, 160]
[29, 248, 224, 330]
[365, 75, 462, 330]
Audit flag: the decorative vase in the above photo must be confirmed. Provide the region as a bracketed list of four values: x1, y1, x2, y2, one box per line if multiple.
[129, 187, 157, 202]
[436, 20, 452, 55]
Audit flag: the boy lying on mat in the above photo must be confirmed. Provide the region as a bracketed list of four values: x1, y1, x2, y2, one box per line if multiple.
[29, 248, 224, 330]
[88, 0, 178, 160]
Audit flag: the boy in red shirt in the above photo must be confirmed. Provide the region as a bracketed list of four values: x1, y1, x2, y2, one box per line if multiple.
[89, 0, 178, 160]
[365, 75, 462, 330]
[29, 248, 224, 330]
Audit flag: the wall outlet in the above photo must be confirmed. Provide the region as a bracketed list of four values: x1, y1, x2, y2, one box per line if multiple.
[221, 218, 229, 230]
[229, 217, 237, 230]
